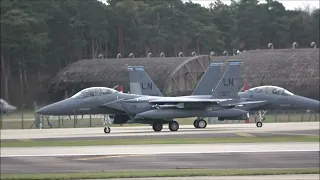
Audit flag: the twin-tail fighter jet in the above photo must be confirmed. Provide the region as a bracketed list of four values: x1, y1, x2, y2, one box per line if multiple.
[37, 61, 265, 133]
[0, 99, 17, 114]
[128, 61, 234, 128]
[129, 62, 320, 128]
[237, 85, 319, 127]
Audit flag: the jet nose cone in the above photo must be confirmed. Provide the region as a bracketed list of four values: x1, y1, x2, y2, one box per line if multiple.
[298, 96, 320, 112]
[36, 101, 64, 115]
[36, 99, 80, 115]
[310, 99, 320, 112]
[36, 105, 52, 115]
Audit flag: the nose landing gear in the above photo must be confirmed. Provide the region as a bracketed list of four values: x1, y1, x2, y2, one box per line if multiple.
[103, 114, 113, 134]
[104, 127, 111, 133]
[255, 110, 267, 128]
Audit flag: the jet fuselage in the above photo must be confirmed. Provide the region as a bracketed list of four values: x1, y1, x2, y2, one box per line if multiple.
[238, 91, 320, 112]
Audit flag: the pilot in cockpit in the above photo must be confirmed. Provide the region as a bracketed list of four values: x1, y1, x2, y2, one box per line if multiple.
[272, 88, 280, 95]
[71, 87, 117, 99]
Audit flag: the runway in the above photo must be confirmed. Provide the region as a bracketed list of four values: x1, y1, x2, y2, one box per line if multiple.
[1, 129, 319, 143]
[1, 142, 319, 173]
[1, 122, 319, 141]
[1, 151, 319, 173]
[1, 122, 319, 177]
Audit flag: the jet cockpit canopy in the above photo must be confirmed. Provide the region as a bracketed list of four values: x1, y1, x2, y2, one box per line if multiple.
[71, 87, 117, 99]
[248, 85, 294, 96]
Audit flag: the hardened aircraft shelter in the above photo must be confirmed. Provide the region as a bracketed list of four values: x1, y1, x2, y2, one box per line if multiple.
[49, 48, 319, 101]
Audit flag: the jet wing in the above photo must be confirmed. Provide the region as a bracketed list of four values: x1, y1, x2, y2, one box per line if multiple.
[148, 97, 268, 109]
[148, 97, 230, 104]
[226, 100, 268, 106]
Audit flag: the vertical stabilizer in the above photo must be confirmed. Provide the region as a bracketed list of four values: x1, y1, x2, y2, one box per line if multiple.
[127, 66, 163, 96]
[211, 61, 242, 99]
[192, 62, 222, 95]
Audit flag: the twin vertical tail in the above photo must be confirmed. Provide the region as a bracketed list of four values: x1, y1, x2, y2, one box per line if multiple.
[192, 62, 222, 96]
[127, 66, 163, 96]
[127, 60, 242, 99]
[211, 61, 242, 99]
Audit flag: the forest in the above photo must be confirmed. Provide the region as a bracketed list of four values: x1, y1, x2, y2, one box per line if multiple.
[0, 0, 319, 106]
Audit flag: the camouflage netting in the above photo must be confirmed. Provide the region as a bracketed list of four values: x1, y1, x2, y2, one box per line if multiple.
[48, 48, 319, 101]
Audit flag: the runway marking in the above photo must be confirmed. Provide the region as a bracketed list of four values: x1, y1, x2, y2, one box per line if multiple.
[235, 132, 256, 137]
[74, 154, 147, 161]
[2, 149, 319, 158]
[18, 139, 34, 142]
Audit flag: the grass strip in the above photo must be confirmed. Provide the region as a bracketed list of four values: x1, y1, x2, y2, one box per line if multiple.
[1, 168, 319, 180]
[2, 135, 319, 147]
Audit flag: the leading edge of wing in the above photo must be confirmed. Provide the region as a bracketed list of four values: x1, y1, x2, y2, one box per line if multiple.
[148, 97, 230, 104]
[229, 100, 268, 106]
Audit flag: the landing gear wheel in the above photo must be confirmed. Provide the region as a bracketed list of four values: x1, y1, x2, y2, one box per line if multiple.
[193, 120, 199, 128]
[256, 121, 263, 128]
[169, 121, 179, 131]
[152, 122, 163, 132]
[198, 119, 207, 128]
[104, 127, 111, 133]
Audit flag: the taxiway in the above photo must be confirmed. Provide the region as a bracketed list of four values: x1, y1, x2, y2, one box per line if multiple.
[1, 122, 319, 140]
[1, 122, 319, 176]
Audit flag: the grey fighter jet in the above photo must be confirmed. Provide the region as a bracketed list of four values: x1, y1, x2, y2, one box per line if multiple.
[128, 62, 224, 128]
[128, 63, 320, 129]
[36, 61, 265, 133]
[0, 99, 17, 114]
[236, 85, 320, 127]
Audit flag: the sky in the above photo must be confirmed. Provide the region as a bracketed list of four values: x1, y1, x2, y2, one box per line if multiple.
[183, 0, 319, 10]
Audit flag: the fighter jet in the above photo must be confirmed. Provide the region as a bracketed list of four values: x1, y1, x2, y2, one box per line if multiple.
[128, 63, 320, 128]
[0, 99, 17, 114]
[37, 61, 265, 133]
[236, 85, 320, 127]
[127, 61, 224, 128]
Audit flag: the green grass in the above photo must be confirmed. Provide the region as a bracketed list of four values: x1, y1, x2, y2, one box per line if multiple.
[1, 168, 319, 180]
[2, 135, 319, 147]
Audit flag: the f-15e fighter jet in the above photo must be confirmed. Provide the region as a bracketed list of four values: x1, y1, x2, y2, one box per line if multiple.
[128, 61, 320, 128]
[36, 61, 265, 133]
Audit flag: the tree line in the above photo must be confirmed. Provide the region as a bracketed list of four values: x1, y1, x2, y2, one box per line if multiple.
[1, 0, 319, 103]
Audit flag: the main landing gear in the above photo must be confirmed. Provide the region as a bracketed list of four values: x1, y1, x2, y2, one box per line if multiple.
[193, 118, 207, 129]
[152, 120, 179, 132]
[255, 110, 267, 128]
